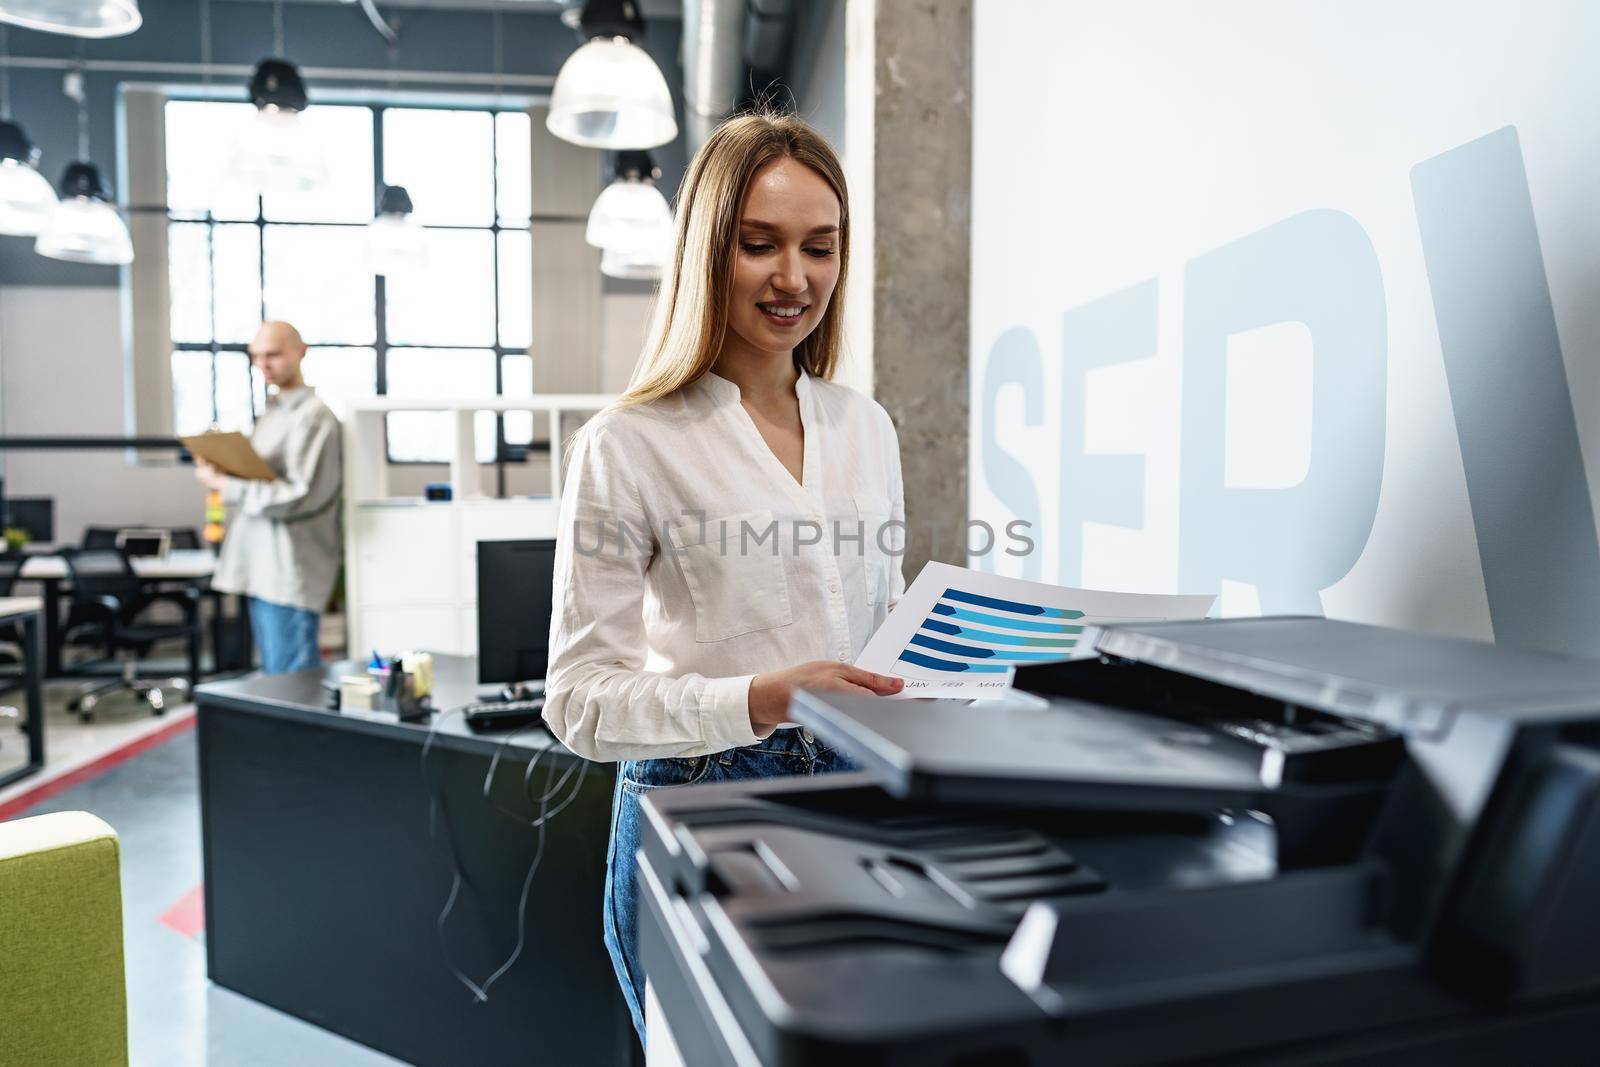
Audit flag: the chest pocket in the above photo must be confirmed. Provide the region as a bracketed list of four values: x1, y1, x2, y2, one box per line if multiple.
[853, 493, 896, 608]
[668, 508, 794, 642]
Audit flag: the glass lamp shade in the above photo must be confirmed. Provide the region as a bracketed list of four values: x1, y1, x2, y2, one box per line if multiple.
[585, 177, 673, 254]
[0, 0, 141, 38]
[0, 158, 59, 236]
[0, 119, 56, 236]
[365, 213, 428, 276]
[36, 195, 134, 265]
[547, 37, 678, 150]
[225, 105, 328, 194]
[600, 243, 667, 282]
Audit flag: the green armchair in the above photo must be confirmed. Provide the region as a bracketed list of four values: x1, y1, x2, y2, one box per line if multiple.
[0, 811, 129, 1066]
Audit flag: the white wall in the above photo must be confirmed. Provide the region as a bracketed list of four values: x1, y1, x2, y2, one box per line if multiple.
[0, 286, 204, 542]
[837, 0, 874, 396]
[970, 0, 1600, 659]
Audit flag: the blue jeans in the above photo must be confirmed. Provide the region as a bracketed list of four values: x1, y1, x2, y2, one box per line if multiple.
[603, 728, 855, 1045]
[246, 597, 322, 675]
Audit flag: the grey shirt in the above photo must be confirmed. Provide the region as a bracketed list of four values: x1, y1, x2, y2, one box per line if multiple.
[211, 385, 343, 614]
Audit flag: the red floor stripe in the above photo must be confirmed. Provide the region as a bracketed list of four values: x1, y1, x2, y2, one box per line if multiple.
[158, 883, 206, 940]
[0, 712, 197, 822]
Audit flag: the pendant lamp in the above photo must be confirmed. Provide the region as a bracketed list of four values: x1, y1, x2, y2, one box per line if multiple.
[35, 67, 131, 264]
[585, 150, 672, 255]
[365, 184, 427, 276]
[547, 0, 676, 150]
[0, 28, 56, 234]
[0, 119, 56, 235]
[0, 0, 141, 39]
[35, 160, 132, 264]
[226, 57, 326, 193]
[600, 243, 666, 282]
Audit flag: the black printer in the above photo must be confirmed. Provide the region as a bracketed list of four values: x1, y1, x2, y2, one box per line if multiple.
[636, 617, 1600, 1065]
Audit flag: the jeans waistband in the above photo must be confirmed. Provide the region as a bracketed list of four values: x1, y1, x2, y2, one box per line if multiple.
[744, 725, 829, 758]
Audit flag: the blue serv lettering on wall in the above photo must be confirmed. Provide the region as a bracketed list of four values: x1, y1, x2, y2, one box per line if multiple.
[1410, 127, 1600, 660]
[979, 327, 1046, 580]
[1059, 280, 1157, 588]
[1179, 209, 1387, 615]
[980, 125, 1600, 657]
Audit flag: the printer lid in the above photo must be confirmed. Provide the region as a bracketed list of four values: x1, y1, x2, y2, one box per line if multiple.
[1091, 617, 1600, 729]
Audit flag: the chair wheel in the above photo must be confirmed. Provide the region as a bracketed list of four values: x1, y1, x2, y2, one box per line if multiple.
[67, 697, 81, 712]
[80, 711, 95, 723]
[146, 690, 165, 713]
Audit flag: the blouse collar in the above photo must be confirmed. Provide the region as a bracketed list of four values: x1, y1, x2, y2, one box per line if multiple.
[697, 366, 812, 406]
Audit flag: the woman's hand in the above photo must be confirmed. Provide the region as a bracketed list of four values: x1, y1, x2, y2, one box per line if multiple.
[192, 460, 228, 492]
[748, 662, 904, 736]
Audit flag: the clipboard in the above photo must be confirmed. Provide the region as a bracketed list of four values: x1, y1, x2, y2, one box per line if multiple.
[181, 431, 278, 481]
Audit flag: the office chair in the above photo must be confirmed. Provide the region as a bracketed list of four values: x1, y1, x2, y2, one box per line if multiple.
[0, 552, 26, 726]
[81, 527, 121, 550]
[83, 527, 196, 555]
[0, 551, 23, 627]
[0, 552, 29, 656]
[60, 548, 201, 721]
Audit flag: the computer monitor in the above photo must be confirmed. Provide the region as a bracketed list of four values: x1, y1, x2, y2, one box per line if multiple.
[476, 539, 556, 686]
[3, 497, 54, 544]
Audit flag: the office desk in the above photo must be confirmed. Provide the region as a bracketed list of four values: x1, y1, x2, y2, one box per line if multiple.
[196, 656, 637, 1067]
[19, 549, 216, 676]
[0, 596, 45, 789]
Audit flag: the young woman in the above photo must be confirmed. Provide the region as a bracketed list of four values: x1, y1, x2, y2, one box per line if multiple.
[542, 111, 907, 1041]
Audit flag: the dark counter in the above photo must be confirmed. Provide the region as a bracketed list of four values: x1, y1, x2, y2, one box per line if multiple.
[197, 656, 636, 1067]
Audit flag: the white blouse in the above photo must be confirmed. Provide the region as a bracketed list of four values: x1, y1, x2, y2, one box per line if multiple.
[543, 369, 906, 762]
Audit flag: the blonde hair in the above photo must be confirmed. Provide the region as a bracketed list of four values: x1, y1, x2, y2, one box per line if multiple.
[616, 110, 849, 407]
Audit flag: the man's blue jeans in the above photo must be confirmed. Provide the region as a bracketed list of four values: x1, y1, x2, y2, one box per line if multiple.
[246, 597, 321, 675]
[602, 728, 855, 1045]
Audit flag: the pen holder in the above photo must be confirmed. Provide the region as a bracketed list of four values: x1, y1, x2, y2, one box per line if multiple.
[388, 666, 432, 723]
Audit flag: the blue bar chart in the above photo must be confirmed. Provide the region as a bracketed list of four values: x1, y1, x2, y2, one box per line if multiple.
[897, 591, 1086, 673]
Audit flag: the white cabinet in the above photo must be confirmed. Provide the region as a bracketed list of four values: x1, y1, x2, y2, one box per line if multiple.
[342, 395, 610, 660]
[456, 606, 481, 659]
[358, 605, 465, 658]
[354, 504, 457, 606]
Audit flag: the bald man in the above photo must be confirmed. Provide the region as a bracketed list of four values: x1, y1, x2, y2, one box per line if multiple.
[195, 321, 343, 675]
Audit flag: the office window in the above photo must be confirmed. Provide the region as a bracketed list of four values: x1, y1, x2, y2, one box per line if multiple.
[164, 101, 534, 461]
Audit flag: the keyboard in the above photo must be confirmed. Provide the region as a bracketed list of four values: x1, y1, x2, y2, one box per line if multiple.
[461, 697, 548, 733]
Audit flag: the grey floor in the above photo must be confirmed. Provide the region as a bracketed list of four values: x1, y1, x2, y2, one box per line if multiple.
[22, 724, 405, 1067]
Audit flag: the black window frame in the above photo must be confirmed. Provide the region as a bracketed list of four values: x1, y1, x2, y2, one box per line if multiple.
[165, 99, 542, 477]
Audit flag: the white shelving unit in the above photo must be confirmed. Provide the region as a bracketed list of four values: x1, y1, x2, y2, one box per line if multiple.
[342, 394, 612, 659]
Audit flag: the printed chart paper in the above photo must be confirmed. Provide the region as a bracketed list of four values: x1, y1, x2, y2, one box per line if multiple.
[857, 562, 1216, 698]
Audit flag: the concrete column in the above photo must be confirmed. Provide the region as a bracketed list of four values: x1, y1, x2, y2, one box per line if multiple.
[123, 86, 176, 451]
[852, 0, 973, 577]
